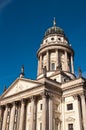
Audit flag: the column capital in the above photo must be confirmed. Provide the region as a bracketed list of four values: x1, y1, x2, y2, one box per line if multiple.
[30, 96, 36, 102]
[41, 90, 49, 98]
[20, 99, 26, 105]
[79, 93, 85, 98]
[73, 94, 79, 100]
[62, 97, 65, 103]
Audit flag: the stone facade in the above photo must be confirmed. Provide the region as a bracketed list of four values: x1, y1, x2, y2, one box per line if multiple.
[0, 19, 86, 130]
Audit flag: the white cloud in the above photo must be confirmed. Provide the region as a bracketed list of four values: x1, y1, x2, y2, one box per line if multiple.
[0, 0, 11, 9]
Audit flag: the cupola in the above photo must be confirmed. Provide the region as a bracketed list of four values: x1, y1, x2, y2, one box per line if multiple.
[37, 18, 75, 80]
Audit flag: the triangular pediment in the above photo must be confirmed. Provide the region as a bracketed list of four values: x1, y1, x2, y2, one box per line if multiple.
[1, 78, 42, 98]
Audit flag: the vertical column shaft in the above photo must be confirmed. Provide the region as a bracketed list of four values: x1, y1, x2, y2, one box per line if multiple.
[2, 105, 8, 130]
[47, 50, 50, 71]
[9, 102, 16, 130]
[0, 106, 3, 130]
[65, 51, 68, 71]
[31, 97, 36, 130]
[62, 97, 65, 130]
[37, 58, 40, 75]
[56, 49, 59, 68]
[74, 95, 82, 130]
[19, 100, 25, 130]
[71, 55, 74, 73]
[40, 54, 42, 74]
[42, 92, 47, 130]
[80, 94, 86, 130]
[49, 95, 53, 130]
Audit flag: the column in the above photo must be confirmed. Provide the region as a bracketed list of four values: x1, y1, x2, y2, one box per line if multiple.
[56, 49, 59, 68]
[40, 54, 42, 74]
[31, 97, 36, 130]
[37, 58, 40, 75]
[9, 102, 16, 130]
[65, 51, 68, 71]
[42, 91, 47, 130]
[80, 94, 86, 130]
[74, 95, 82, 130]
[0, 106, 3, 130]
[62, 97, 65, 130]
[49, 95, 53, 130]
[71, 55, 74, 73]
[19, 99, 25, 130]
[47, 50, 50, 71]
[2, 105, 8, 130]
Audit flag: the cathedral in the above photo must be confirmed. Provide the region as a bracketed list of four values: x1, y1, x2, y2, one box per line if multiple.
[0, 19, 86, 130]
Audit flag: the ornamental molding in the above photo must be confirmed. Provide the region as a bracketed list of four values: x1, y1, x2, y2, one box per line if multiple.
[66, 116, 75, 122]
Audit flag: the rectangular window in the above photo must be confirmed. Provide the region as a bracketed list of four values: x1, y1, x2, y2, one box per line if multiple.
[67, 103, 73, 110]
[68, 124, 73, 130]
[51, 63, 55, 70]
[40, 122, 42, 130]
[40, 104, 43, 110]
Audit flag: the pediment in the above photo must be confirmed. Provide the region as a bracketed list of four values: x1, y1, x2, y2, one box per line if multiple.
[1, 78, 42, 98]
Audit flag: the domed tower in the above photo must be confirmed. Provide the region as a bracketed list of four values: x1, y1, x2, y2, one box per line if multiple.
[37, 18, 75, 81]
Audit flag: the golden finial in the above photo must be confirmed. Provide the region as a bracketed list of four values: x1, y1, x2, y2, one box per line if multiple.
[53, 17, 56, 26]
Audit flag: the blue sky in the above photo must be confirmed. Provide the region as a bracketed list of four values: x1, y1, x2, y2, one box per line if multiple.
[0, 0, 86, 95]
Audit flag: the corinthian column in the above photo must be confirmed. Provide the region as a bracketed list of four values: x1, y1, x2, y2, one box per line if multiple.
[2, 105, 8, 130]
[19, 99, 25, 130]
[49, 95, 53, 130]
[47, 50, 50, 71]
[74, 95, 82, 130]
[0, 106, 3, 130]
[56, 49, 59, 68]
[9, 102, 16, 130]
[62, 97, 65, 130]
[80, 94, 86, 130]
[31, 97, 36, 130]
[65, 51, 68, 71]
[42, 91, 47, 130]
[71, 55, 74, 73]
[37, 58, 40, 75]
[40, 54, 42, 74]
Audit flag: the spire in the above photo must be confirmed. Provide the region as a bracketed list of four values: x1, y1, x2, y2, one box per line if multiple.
[20, 65, 25, 78]
[53, 17, 56, 27]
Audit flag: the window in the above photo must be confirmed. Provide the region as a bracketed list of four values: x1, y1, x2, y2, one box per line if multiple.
[58, 37, 61, 41]
[51, 63, 55, 70]
[40, 122, 42, 130]
[68, 124, 73, 130]
[67, 103, 73, 110]
[51, 37, 54, 40]
[40, 104, 43, 110]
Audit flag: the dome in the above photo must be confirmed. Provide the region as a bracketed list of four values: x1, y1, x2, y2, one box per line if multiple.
[44, 18, 65, 37]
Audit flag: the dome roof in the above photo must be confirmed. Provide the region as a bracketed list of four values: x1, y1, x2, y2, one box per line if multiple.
[44, 18, 65, 37]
